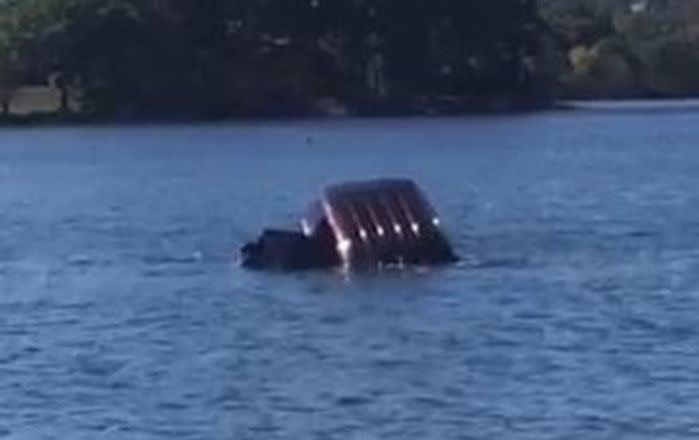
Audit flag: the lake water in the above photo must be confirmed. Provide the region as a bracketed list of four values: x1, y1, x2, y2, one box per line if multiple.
[2, 108, 699, 439]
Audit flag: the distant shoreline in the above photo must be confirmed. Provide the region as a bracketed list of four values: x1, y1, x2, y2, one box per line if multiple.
[0, 96, 559, 127]
[3, 97, 699, 127]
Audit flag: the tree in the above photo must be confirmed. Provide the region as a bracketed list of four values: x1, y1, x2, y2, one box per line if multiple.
[0, 4, 23, 116]
[0, 0, 559, 118]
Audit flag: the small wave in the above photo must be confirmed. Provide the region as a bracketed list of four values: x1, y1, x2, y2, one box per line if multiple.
[372, 357, 411, 369]
[318, 314, 349, 325]
[72, 354, 128, 378]
[159, 226, 192, 238]
[0, 350, 30, 365]
[412, 395, 449, 408]
[141, 252, 204, 265]
[142, 267, 206, 278]
[623, 230, 656, 238]
[460, 255, 531, 270]
[592, 227, 658, 240]
[582, 278, 622, 293]
[66, 254, 101, 269]
[157, 401, 189, 411]
[335, 395, 373, 407]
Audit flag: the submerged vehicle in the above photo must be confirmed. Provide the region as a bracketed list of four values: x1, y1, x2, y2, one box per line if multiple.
[241, 178, 458, 271]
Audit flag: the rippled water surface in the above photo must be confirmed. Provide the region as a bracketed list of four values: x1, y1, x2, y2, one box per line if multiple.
[2, 109, 699, 439]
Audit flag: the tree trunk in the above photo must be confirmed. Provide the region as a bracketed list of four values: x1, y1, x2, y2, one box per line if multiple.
[60, 85, 69, 114]
[1, 96, 9, 117]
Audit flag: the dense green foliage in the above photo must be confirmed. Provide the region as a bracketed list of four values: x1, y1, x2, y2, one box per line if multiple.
[0, 0, 552, 118]
[540, 0, 699, 98]
[3, 0, 694, 119]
